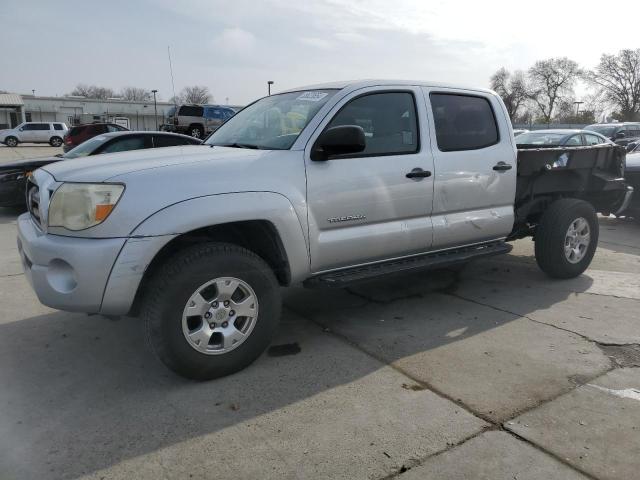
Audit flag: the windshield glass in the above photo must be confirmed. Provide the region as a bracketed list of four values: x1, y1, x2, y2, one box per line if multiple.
[63, 135, 107, 159]
[205, 89, 338, 150]
[585, 125, 616, 137]
[516, 132, 567, 145]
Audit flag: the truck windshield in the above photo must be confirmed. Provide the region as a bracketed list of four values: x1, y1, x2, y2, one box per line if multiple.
[205, 90, 337, 150]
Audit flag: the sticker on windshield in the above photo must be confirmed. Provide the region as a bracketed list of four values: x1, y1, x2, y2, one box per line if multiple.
[297, 91, 328, 102]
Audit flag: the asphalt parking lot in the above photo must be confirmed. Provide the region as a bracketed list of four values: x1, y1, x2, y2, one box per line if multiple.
[0, 146, 639, 479]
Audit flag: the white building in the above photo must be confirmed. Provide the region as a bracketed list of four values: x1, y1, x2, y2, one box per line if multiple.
[0, 93, 173, 131]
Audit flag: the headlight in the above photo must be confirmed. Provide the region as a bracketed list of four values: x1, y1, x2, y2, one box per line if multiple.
[49, 183, 124, 231]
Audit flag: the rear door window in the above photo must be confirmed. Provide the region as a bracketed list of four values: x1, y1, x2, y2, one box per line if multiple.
[430, 93, 499, 151]
[584, 133, 603, 145]
[153, 135, 190, 147]
[99, 136, 147, 154]
[565, 134, 584, 146]
[53, 124, 64, 131]
[324, 91, 419, 157]
[179, 105, 204, 117]
[25, 123, 49, 131]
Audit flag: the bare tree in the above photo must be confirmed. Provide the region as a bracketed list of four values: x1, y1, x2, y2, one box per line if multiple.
[180, 85, 212, 104]
[490, 68, 528, 119]
[584, 49, 640, 121]
[68, 84, 115, 99]
[120, 87, 152, 101]
[528, 57, 581, 123]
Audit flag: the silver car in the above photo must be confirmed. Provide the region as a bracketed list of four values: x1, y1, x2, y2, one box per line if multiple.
[0, 122, 68, 147]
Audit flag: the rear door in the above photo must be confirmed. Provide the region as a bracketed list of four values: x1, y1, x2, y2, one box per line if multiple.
[423, 88, 516, 249]
[305, 86, 435, 272]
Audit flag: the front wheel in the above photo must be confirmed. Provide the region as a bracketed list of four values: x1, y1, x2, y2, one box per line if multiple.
[534, 199, 599, 279]
[141, 243, 281, 380]
[5, 136, 18, 147]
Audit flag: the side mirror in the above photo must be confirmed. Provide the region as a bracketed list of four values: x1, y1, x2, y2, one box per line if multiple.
[311, 125, 366, 161]
[615, 131, 626, 139]
[19, 127, 24, 131]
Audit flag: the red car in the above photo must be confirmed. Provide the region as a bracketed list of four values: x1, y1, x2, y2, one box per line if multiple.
[63, 123, 129, 152]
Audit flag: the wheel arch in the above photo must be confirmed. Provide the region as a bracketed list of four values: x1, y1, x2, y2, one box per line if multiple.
[101, 192, 310, 316]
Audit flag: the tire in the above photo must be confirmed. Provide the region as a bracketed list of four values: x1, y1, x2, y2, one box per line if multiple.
[189, 125, 204, 139]
[5, 136, 18, 147]
[141, 242, 281, 380]
[50, 136, 63, 147]
[534, 199, 599, 279]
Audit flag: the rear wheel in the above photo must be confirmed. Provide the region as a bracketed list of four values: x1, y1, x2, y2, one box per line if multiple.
[5, 136, 18, 147]
[189, 125, 204, 139]
[534, 199, 598, 278]
[141, 243, 281, 380]
[49, 136, 63, 147]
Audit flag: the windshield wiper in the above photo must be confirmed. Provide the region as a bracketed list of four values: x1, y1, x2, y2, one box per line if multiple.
[213, 142, 261, 149]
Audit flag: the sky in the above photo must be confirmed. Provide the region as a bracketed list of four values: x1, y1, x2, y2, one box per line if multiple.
[1, 0, 639, 105]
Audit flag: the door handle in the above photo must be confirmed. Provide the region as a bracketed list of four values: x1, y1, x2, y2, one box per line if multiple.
[493, 162, 512, 171]
[406, 168, 432, 179]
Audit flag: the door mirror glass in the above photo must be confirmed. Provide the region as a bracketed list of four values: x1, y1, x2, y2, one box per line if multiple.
[312, 125, 366, 161]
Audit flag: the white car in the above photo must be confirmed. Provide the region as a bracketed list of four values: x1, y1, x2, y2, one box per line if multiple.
[0, 122, 68, 147]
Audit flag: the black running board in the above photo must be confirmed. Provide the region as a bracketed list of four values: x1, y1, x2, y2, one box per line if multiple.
[304, 241, 512, 288]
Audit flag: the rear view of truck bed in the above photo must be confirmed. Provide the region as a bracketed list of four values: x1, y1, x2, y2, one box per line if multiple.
[511, 144, 631, 238]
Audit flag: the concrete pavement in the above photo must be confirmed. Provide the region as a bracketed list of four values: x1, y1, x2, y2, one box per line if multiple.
[0, 150, 638, 478]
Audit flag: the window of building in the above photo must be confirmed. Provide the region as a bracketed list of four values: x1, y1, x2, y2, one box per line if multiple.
[430, 93, 499, 151]
[25, 112, 32, 122]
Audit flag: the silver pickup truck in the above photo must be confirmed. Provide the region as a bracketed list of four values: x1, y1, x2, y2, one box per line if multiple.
[17, 80, 632, 380]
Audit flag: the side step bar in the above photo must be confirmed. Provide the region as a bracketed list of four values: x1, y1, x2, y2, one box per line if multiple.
[304, 241, 512, 288]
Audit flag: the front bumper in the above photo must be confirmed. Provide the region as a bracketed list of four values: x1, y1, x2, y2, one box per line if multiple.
[17, 213, 126, 313]
[17, 213, 177, 315]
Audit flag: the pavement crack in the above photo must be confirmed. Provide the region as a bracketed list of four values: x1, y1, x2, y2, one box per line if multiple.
[344, 287, 423, 305]
[282, 305, 497, 426]
[0, 272, 24, 278]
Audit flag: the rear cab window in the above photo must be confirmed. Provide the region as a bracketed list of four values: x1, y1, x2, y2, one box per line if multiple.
[429, 93, 499, 151]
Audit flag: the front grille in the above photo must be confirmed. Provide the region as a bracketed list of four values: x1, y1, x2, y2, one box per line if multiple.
[26, 179, 41, 228]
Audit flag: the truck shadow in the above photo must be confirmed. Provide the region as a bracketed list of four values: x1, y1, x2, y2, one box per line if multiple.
[1, 249, 613, 479]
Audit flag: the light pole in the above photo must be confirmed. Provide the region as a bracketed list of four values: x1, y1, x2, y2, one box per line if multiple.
[151, 89, 158, 130]
[267, 80, 274, 96]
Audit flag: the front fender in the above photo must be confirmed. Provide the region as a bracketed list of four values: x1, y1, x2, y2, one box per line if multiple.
[100, 192, 310, 315]
[131, 191, 310, 281]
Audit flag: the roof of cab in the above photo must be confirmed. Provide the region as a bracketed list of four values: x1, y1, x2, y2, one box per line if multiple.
[281, 79, 497, 96]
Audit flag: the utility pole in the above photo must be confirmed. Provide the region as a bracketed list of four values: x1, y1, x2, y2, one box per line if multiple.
[152, 90, 159, 130]
[267, 80, 274, 96]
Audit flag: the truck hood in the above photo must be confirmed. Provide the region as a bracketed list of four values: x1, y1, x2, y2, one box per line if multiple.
[41, 145, 258, 182]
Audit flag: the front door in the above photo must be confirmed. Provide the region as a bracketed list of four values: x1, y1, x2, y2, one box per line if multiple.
[423, 88, 516, 249]
[305, 87, 435, 272]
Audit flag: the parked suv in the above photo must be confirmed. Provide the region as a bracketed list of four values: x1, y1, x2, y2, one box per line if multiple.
[63, 123, 129, 152]
[162, 104, 236, 139]
[584, 122, 640, 147]
[0, 122, 68, 147]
